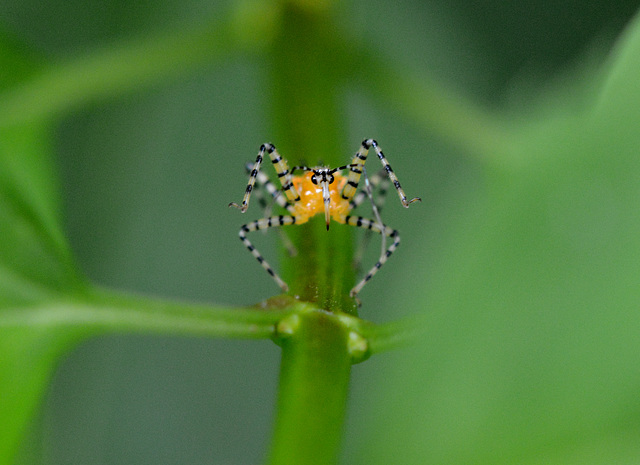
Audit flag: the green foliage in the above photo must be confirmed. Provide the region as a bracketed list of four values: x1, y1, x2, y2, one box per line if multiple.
[357, 13, 640, 465]
[1, 1, 639, 464]
[0, 38, 85, 455]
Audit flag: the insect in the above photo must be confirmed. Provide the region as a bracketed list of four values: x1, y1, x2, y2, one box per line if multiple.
[229, 139, 420, 299]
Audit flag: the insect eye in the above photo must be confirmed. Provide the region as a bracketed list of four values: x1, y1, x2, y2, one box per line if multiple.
[328, 174, 335, 184]
[311, 174, 318, 185]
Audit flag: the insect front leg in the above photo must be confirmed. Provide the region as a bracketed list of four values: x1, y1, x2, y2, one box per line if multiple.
[341, 139, 421, 207]
[229, 144, 271, 213]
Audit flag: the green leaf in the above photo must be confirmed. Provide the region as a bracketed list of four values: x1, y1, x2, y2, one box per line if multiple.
[0, 327, 80, 464]
[0, 6, 293, 460]
[356, 11, 640, 465]
[0, 122, 84, 462]
[0, 29, 84, 463]
[0, 120, 294, 461]
[0, 125, 83, 301]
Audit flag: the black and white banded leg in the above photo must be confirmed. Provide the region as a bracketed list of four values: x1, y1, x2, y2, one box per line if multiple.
[238, 215, 296, 292]
[350, 169, 391, 271]
[343, 215, 400, 298]
[244, 162, 295, 216]
[229, 143, 300, 213]
[247, 165, 298, 255]
[348, 168, 390, 211]
[341, 139, 421, 208]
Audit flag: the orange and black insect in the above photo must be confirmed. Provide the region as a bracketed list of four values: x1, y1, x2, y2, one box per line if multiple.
[229, 139, 420, 299]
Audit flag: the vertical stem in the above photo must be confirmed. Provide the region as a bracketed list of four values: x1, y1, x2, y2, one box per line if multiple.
[268, 311, 352, 465]
[266, 4, 355, 464]
[268, 0, 356, 314]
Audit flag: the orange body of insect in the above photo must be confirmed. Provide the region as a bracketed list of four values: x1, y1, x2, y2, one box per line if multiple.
[291, 172, 351, 226]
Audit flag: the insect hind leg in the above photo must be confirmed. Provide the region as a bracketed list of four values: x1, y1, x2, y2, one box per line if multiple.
[238, 215, 296, 292]
[343, 215, 400, 298]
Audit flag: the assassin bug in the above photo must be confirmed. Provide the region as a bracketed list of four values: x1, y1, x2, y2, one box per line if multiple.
[229, 139, 420, 299]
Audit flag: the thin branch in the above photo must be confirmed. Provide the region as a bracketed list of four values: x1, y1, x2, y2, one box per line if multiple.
[361, 315, 426, 355]
[0, 288, 294, 340]
[345, 40, 512, 165]
[0, 1, 277, 128]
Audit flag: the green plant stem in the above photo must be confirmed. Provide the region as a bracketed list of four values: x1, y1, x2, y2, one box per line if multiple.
[0, 289, 294, 340]
[264, 4, 358, 464]
[0, 1, 277, 128]
[269, 1, 356, 314]
[268, 310, 352, 465]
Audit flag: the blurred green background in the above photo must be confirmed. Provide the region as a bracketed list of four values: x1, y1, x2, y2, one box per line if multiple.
[2, 0, 640, 463]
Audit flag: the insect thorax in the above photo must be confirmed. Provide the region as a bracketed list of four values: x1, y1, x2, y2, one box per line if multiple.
[291, 171, 350, 224]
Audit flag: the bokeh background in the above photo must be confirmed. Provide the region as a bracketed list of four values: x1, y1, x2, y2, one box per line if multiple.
[2, 0, 640, 464]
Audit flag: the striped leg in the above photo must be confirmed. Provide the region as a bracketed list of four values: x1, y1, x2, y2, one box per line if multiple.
[343, 215, 401, 298]
[249, 166, 298, 255]
[229, 143, 300, 213]
[349, 168, 389, 210]
[239, 215, 296, 292]
[351, 168, 390, 270]
[246, 164, 274, 213]
[341, 139, 421, 207]
[246, 162, 295, 215]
